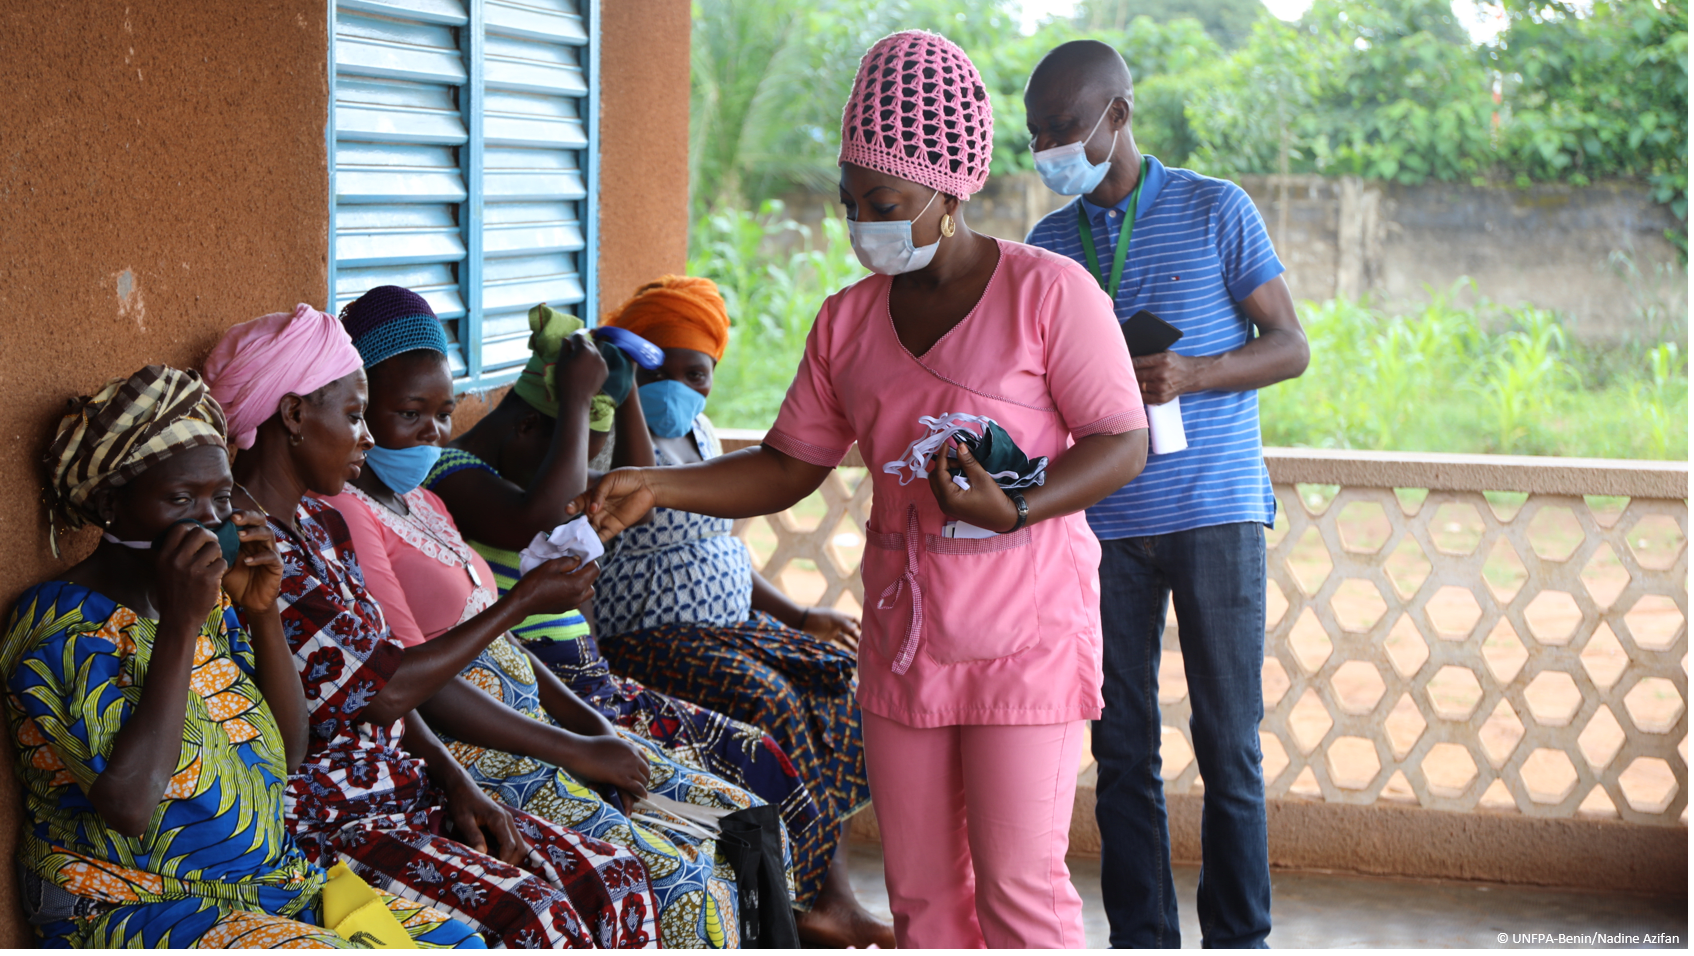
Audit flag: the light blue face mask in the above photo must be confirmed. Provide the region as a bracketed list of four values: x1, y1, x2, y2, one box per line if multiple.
[639, 379, 708, 439]
[1032, 103, 1117, 196]
[365, 443, 443, 495]
[846, 189, 942, 275]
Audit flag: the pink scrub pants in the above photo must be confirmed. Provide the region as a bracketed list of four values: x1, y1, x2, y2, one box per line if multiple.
[862, 712, 1087, 948]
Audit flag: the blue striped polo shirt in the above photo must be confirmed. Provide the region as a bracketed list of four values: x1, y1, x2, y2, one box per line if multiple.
[1024, 155, 1284, 539]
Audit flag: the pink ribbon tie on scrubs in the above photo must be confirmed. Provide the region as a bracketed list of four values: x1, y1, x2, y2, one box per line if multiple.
[875, 505, 926, 675]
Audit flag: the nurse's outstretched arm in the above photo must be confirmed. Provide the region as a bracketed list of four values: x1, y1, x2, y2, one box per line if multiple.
[929, 428, 1149, 533]
[570, 445, 833, 539]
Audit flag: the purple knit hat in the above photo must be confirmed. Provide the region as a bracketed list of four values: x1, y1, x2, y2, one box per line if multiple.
[838, 31, 993, 200]
[339, 285, 449, 368]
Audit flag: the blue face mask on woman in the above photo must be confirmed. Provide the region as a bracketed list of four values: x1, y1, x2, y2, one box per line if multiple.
[365, 443, 443, 495]
[639, 379, 708, 439]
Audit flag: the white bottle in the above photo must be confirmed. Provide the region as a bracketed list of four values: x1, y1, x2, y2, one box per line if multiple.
[1146, 397, 1188, 455]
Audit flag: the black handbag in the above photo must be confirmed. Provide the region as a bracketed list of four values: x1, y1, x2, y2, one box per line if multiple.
[717, 804, 800, 948]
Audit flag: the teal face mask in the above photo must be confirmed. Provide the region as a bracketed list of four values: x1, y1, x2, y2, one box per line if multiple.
[639, 379, 708, 439]
[365, 443, 444, 495]
[108, 518, 244, 566]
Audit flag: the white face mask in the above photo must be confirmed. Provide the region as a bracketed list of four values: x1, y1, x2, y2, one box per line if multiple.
[1031, 103, 1117, 196]
[847, 189, 942, 275]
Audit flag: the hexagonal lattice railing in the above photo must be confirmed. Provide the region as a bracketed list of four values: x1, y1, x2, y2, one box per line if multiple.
[721, 435, 1688, 826]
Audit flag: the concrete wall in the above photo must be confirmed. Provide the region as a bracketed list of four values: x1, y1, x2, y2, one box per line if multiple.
[0, 1, 334, 943]
[0, 0, 692, 941]
[785, 172, 1687, 341]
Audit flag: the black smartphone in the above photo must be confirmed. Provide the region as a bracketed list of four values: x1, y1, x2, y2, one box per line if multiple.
[1122, 310, 1184, 357]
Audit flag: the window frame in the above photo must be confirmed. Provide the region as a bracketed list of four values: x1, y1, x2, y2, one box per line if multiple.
[325, 0, 601, 392]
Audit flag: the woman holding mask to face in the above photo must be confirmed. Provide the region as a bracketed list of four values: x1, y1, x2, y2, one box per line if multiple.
[6, 365, 481, 948]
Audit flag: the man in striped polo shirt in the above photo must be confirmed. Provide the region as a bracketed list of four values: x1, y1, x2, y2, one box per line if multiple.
[1022, 40, 1309, 948]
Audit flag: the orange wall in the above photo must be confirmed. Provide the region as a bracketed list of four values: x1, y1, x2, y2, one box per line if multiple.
[595, 0, 693, 315]
[0, 0, 691, 939]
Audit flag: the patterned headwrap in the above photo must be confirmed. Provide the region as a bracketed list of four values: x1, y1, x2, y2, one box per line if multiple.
[45, 365, 228, 556]
[339, 285, 450, 369]
[203, 304, 364, 449]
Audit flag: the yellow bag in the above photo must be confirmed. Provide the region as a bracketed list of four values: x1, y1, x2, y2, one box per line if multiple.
[321, 863, 418, 949]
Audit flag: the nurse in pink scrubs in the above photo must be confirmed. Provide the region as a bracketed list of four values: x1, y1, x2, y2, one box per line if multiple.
[577, 30, 1148, 948]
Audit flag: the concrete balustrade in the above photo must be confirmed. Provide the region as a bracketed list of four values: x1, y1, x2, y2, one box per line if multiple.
[719, 429, 1688, 894]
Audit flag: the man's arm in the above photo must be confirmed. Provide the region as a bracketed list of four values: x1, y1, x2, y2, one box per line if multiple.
[1132, 274, 1308, 405]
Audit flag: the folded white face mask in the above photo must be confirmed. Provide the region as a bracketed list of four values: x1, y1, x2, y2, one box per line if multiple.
[881, 412, 1049, 490]
[847, 188, 942, 275]
[518, 517, 605, 576]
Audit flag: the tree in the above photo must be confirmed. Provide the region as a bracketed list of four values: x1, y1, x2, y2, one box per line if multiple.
[1076, 0, 1269, 48]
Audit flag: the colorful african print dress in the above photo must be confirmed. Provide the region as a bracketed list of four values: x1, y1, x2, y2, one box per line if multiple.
[326, 484, 787, 948]
[442, 417, 870, 909]
[2, 581, 482, 949]
[270, 497, 661, 949]
[426, 448, 820, 840]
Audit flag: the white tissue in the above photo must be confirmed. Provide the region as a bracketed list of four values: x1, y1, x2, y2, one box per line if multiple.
[518, 518, 605, 576]
[1146, 398, 1189, 455]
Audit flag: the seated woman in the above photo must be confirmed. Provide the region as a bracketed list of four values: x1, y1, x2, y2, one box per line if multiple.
[320, 286, 780, 948]
[203, 307, 663, 949]
[432, 277, 892, 948]
[8, 365, 481, 948]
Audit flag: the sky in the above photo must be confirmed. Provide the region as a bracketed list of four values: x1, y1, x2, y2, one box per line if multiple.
[1016, 0, 1511, 42]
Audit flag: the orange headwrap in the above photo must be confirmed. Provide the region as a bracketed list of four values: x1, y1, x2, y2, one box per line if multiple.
[604, 276, 730, 363]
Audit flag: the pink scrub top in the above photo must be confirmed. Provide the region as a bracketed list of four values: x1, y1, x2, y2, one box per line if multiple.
[767, 239, 1147, 729]
[319, 485, 498, 646]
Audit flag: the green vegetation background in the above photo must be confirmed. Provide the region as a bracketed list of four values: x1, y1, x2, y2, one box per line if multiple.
[684, 0, 1688, 461]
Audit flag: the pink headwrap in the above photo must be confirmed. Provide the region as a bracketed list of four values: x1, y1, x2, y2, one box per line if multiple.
[203, 304, 364, 449]
[839, 31, 993, 200]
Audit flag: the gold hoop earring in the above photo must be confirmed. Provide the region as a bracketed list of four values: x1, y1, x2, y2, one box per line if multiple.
[940, 213, 956, 238]
[289, 431, 304, 446]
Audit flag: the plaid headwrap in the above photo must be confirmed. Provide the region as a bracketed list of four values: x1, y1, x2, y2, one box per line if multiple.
[45, 365, 228, 555]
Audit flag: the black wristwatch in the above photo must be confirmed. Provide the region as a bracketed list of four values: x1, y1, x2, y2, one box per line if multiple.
[1005, 490, 1029, 533]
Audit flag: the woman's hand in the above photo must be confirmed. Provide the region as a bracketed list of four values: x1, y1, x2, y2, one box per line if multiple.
[558, 330, 609, 404]
[563, 734, 651, 800]
[927, 438, 1019, 533]
[442, 772, 530, 865]
[506, 554, 600, 617]
[221, 510, 283, 613]
[567, 467, 660, 540]
[155, 521, 228, 631]
[801, 606, 861, 652]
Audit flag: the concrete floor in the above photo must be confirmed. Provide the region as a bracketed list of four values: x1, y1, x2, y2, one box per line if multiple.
[845, 844, 1687, 948]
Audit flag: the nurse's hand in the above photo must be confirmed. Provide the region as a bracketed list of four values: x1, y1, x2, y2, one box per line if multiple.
[928, 438, 1020, 533]
[569, 467, 659, 539]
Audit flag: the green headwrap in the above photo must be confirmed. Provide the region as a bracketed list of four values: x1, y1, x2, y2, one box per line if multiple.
[513, 303, 582, 418]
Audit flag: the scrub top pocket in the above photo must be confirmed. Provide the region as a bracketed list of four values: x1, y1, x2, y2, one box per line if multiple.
[919, 528, 1039, 664]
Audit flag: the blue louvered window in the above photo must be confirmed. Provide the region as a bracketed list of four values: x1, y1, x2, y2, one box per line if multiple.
[329, 0, 598, 389]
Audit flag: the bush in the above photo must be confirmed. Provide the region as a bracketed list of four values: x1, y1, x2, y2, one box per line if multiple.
[689, 208, 1689, 461]
[1258, 283, 1688, 459]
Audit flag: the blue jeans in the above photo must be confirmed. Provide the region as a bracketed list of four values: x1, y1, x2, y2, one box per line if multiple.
[1094, 522, 1272, 948]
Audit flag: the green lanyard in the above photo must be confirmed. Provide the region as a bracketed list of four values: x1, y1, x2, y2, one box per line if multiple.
[1076, 156, 1150, 301]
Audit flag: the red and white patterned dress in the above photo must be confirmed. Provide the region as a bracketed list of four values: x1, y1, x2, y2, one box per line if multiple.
[268, 496, 660, 948]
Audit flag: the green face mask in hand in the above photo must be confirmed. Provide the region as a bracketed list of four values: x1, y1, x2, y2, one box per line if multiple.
[948, 418, 1048, 490]
[882, 412, 1049, 491]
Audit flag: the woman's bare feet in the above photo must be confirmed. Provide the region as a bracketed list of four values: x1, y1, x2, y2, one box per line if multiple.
[795, 826, 897, 948]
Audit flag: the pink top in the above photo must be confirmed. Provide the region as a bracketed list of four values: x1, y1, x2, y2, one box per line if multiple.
[318, 486, 499, 646]
[767, 240, 1146, 728]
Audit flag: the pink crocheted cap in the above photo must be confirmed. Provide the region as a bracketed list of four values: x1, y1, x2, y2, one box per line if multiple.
[839, 30, 993, 200]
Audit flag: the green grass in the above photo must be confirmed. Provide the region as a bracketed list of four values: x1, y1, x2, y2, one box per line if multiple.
[689, 207, 1688, 461]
